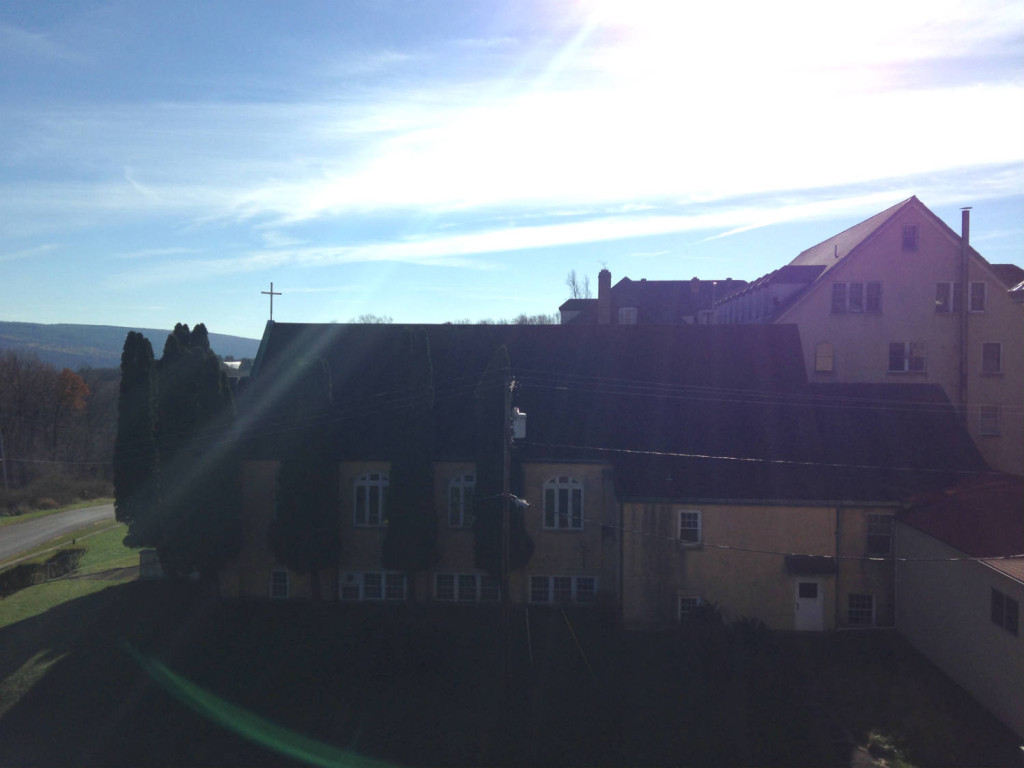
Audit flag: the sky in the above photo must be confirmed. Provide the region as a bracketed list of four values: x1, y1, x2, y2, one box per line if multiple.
[2, 0, 1022, 341]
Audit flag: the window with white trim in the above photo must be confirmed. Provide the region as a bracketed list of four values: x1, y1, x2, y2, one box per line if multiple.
[678, 510, 702, 545]
[678, 595, 703, 620]
[815, 342, 835, 373]
[979, 405, 1000, 436]
[901, 225, 918, 251]
[618, 307, 637, 324]
[888, 342, 926, 373]
[866, 515, 893, 555]
[991, 588, 1019, 636]
[529, 575, 597, 604]
[831, 282, 881, 314]
[543, 476, 583, 530]
[339, 571, 406, 601]
[935, 282, 962, 313]
[981, 342, 1002, 374]
[354, 472, 389, 526]
[848, 593, 875, 626]
[448, 473, 476, 528]
[434, 573, 500, 603]
[969, 281, 987, 312]
[270, 569, 289, 600]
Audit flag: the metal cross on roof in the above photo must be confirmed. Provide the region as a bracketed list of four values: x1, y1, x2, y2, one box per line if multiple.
[261, 282, 282, 321]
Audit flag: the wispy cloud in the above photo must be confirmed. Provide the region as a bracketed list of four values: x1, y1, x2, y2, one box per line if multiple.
[0, 242, 60, 263]
[0, 21, 78, 62]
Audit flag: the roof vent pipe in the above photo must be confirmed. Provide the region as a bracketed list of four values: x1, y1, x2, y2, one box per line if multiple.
[598, 269, 612, 325]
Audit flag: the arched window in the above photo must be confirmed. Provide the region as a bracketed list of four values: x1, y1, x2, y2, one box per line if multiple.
[354, 472, 389, 526]
[815, 342, 835, 373]
[543, 476, 583, 530]
[448, 473, 476, 528]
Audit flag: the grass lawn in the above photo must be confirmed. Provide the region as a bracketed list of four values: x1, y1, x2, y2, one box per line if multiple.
[0, 578, 1020, 768]
[0, 523, 138, 630]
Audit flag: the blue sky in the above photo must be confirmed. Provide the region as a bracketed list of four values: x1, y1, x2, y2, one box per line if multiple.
[2, 0, 1022, 341]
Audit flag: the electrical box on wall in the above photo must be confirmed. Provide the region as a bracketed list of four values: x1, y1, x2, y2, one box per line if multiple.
[512, 408, 527, 440]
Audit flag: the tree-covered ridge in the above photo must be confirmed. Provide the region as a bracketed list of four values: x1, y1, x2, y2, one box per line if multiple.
[114, 323, 241, 578]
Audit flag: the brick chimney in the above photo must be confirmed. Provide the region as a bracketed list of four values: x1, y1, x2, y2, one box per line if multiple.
[598, 269, 611, 325]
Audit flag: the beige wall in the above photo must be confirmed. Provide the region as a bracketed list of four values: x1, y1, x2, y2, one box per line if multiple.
[621, 502, 897, 631]
[223, 459, 619, 605]
[514, 462, 617, 604]
[896, 523, 1024, 738]
[779, 206, 1024, 475]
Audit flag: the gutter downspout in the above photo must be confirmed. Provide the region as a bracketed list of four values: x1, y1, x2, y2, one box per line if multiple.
[959, 207, 971, 427]
[834, 504, 842, 632]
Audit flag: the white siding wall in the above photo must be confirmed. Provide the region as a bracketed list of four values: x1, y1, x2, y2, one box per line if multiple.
[896, 522, 1024, 737]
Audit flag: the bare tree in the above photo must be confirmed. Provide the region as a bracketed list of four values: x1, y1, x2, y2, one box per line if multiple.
[565, 270, 592, 299]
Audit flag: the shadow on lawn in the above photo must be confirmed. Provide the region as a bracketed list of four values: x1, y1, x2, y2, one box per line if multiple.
[0, 585, 1020, 768]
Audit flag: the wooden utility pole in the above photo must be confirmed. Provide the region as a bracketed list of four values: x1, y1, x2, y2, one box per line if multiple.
[501, 374, 513, 684]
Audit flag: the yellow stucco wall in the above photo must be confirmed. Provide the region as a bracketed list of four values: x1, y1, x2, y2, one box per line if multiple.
[779, 205, 1024, 475]
[223, 459, 619, 606]
[621, 502, 897, 631]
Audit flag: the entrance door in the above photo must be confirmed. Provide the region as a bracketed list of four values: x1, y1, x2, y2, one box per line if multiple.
[794, 579, 824, 631]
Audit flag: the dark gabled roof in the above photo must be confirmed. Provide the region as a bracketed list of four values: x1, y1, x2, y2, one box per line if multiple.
[900, 475, 1024, 581]
[559, 277, 747, 324]
[788, 197, 915, 278]
[609, 383, 986, 503]
[714, 264, 825, 304]
[608, 277, 747, 323]
[240, 323, 986, 504]
[990, 263, 1024, 289]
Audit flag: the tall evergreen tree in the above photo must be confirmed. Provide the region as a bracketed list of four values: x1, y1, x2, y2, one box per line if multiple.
[267, 358, 338, 600]
[114, 324, 241, 577]
[381, 329, 439, 600]
[472, 345, 534, 580]
[114, 332, 160, 548]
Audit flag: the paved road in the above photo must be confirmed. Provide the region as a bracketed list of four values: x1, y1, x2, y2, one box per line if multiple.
[0, 504, 116, 563]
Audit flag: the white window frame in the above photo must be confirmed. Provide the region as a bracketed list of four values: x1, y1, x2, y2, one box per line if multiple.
[618, 306, 638, 324]
[848, 593, 875, 626]
[888, 342, 926, 373]
[678, 595, 703, 620]
[969, 281, 987, 313]
[354, 472, 389, 527]
[981, 342, 1002, 375]
[435, 572, 500, 603]
[543, 476, 584, 530]
[831, 282, 882, 314]
[678, 509, 702, 545]
[979, 405, 1000, 436]
[935, 282, 962, 313]
[529, 575, 597, 604]
[991, 588, 1019, 636]
[339, 570, 406, 601]
[814, 342, 835, 373]
[866, 514, 893, 555]
[270, 569, 289, 600]
[901, 224, 918, 251]
[447, 473, 476, 528]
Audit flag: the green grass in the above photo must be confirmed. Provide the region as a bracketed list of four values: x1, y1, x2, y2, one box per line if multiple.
[0, 523, 138, 630]
[0, 498, 114, 528]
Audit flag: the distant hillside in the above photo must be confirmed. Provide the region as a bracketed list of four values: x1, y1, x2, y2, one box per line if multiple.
[0, 321, 261, 370]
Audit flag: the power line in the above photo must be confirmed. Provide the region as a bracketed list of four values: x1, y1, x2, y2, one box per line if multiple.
[576, 514, 1024, 564]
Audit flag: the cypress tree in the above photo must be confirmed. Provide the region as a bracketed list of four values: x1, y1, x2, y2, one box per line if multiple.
[114, 332, 160, 548]
[267, 358, 339, 600]
[381, 329, 439, 600]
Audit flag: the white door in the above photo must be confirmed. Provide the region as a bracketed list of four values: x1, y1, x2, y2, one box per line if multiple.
[794, 579, 824, 631]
